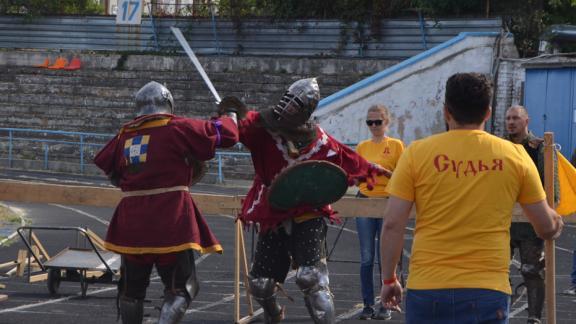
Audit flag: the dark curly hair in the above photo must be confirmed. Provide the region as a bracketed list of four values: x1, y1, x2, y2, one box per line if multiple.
[445, 73, 493, 125]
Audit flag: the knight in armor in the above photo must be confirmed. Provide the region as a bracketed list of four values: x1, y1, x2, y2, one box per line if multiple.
[221, 78, 389, 323]
[504, 105, 559, 324]
[94, 81, 239, 324]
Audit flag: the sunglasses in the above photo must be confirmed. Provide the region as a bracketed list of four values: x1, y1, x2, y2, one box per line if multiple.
[366, 120, 383, 126]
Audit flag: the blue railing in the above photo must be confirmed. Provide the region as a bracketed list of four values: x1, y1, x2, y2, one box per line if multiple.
[0, 128, 361, 183]
[0, 128, 112, 174]
[0, 127, 252, 183]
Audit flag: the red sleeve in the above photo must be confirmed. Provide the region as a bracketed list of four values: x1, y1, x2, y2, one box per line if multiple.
[93, 135, 121, 176]
[328, 135, 382, 189]
[238, 111, 261, 150]
[171, 116, 239, 161]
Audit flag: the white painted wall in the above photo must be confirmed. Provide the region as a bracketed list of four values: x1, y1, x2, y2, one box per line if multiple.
[313, 33, 517, 145]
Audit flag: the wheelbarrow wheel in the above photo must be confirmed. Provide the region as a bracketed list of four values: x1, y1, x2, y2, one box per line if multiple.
[47, 269, 61, 296]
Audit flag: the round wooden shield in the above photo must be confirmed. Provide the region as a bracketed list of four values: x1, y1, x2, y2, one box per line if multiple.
[268, 160, 348, 211]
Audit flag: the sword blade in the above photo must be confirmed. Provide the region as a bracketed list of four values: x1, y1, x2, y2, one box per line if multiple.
[171, 26, 222, 104]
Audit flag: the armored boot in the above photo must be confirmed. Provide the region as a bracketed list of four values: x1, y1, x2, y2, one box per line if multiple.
[525, 277, 544, 321]
[119, 296, 144, 324]
[158, 292, 190, 324]
[249, 276, 285, 323]
[295, 263, 335, 324]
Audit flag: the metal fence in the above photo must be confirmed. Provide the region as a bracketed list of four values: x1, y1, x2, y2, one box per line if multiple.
[0, 127, 253, 183]
[0, 15, 502, 58]
[0, 128, 358, 183]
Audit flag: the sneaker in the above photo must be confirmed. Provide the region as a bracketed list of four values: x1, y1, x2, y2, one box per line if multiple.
[372, 307, 392, 320]
[359, 306, 374, 320]
[562, 285, 576, 296]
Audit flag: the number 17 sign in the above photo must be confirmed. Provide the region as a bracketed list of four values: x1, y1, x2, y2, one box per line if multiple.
[116, 0, 144, 25]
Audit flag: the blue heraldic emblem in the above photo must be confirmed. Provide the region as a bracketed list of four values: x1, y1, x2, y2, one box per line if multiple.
[124, 135, 150, 166]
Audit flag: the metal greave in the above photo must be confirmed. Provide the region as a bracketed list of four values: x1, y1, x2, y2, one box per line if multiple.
[295, 263, 335, 324]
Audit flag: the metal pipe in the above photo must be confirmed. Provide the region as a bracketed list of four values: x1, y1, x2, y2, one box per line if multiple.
[80, 135, 85, 174]
[418, 10, 428, 50]
[217, 153, 223, 183]
[8, 130, 13, 168]
[43, 144, 49, 170]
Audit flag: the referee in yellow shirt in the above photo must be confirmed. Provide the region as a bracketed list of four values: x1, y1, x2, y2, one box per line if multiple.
[378, 72, 563, 323]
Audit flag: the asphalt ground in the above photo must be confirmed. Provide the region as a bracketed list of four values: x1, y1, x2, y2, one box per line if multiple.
[0, 172, 575, 323]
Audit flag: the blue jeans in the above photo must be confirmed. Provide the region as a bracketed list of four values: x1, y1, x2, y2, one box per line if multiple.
[356, 216, 383, 307]
[406, 289, 510, 324]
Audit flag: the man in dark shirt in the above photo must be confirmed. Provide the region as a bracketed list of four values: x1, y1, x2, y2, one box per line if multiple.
[505, 105, 557, 324]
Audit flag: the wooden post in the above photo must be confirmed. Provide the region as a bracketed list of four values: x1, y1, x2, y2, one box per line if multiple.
[544, 132, 556, 324]
[234, 217, 241, 323]
[31, 232, 50, 260]
[238, 224, 254, 314]
[16, 249, 27, 277]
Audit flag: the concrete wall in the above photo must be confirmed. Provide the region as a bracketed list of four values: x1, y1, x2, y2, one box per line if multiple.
[0, 49, 399, 176]
[0, 49, 398, 134]
[313, 32, 519, 145]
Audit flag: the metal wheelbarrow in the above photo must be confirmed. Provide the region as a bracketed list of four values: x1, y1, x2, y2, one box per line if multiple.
[17, 226, 120, 297]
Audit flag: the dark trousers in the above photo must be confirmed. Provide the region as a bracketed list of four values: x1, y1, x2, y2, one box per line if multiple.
[250, 217, 327, 283]
[120, 251, 196, 300]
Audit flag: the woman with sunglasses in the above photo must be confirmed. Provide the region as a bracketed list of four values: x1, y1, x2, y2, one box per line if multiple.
[355, 104, 404, 320]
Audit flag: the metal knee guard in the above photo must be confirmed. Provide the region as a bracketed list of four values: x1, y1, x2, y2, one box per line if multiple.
[119, 297, 144, 324]
[249, 276, 284, 323]
[158, 292, 190, 324]
[295, 263, 334, 324]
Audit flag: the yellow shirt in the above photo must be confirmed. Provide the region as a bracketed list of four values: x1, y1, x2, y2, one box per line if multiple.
[387, 130, 546, 294]
[356, 137, 404, 197]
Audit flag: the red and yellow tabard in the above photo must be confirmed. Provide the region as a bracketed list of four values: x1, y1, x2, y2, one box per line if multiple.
[386, 130, 546, 294]
[94, 114, 239, 255]
[238, 111, 380, 231]
[356, 137, 404, 197]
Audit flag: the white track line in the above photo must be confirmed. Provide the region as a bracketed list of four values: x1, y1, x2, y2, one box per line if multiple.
[50, 204, 110, 226]
[0, 249, 210, 314]
[509, 303, 528, 317]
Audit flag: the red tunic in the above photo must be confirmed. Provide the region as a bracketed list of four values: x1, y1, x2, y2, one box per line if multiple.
[94, 114, 238, 255]
[238, 111, 380, 232]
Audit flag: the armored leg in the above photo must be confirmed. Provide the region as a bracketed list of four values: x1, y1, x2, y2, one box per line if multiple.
[522, 263, 544, 320]
[158, 291, 190, 324]
[157, 250, 198, 324]
[120, 297, 144, 324]
[249, 276, 285, 323]
[519, 239, 545, 321]
[295, 262, 335, 324]
[119, 256, 153, 324]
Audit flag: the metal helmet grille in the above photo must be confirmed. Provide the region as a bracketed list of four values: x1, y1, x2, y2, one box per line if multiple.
[135, 81, 174, 116]
[272, 78, 320, 127]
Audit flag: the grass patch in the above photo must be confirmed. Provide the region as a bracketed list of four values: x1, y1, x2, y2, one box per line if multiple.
[0, 204, 22, 246]
[0, 205, 20, 224]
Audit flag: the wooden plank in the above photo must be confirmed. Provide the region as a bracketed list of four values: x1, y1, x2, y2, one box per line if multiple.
[15, 249, 27, 277]
[31, 232, 50, 260]
[28, 273, 48, 283]
[0, 180, 121, 207]
[0, 261, 17, 269]
[85, 229, 106, 251]
[0, 180, 241, 215]
[0, 180, 573, 223]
